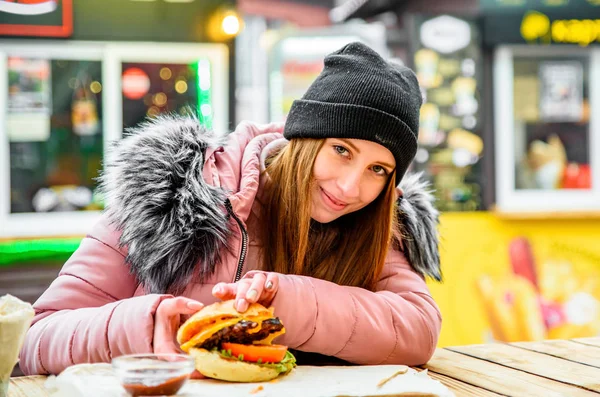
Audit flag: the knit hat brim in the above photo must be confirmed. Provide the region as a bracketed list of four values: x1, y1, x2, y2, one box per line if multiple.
[284, 99, 418, 185]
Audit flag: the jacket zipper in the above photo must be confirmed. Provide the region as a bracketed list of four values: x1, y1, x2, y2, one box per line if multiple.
[225, 199, 248, 282]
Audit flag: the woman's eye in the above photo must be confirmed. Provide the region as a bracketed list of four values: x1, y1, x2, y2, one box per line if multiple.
[372, 165, 387, 175]
[334, 145, 349, 156]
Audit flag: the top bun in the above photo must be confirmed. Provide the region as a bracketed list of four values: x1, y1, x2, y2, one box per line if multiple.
[177, 300, 274, 345]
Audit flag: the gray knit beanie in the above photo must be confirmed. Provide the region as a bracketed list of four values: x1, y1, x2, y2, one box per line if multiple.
[283, 41, 422, 184]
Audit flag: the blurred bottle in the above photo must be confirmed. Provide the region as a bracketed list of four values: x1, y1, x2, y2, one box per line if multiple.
[71, 71, 99, 137]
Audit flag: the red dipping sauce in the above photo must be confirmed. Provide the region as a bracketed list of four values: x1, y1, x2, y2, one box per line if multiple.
[112, 354, 195, 397]
[122, 369, 190, 396]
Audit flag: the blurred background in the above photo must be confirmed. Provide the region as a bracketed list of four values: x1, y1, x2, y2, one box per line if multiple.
[1, 0, 599, 370]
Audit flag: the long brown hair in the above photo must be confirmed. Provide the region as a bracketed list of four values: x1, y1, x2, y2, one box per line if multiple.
[258, 138, 398, 291]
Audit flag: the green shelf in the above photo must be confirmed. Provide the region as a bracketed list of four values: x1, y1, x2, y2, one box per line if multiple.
[0, 238, 82, 266]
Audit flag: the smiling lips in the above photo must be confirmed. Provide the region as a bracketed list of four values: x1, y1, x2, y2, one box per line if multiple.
[319, 187, 348, 211]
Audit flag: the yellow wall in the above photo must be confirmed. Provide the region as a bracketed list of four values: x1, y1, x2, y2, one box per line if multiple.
[429, 212, 600, 347]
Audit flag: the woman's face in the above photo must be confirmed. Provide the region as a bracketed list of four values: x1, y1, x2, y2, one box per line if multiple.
[311, 138, 395, 223]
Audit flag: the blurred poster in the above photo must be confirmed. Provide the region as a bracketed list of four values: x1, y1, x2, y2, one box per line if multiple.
[478, 236, 600, 343]
[279, 58, 324, 120]
[267, 25, 386, 122]
[428, 212, 600, 347]
[539, 61, 583, 122]
[269, 35, 363, 122]
[411, 15, 484, 211]
[7, 57, 52, 142]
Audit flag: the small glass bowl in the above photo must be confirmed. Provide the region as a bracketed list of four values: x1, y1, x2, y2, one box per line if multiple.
[112, 354, 195, 396]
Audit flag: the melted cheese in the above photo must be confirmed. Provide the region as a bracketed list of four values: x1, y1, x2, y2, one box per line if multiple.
[254, 327, 286, 345]
[180, 318, 241, 352]
[177, 314, 236, 344]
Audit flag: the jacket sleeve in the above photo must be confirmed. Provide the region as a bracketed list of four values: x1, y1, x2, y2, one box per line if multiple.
[19, 215, 172, 375]
[272, 248, 442, 366]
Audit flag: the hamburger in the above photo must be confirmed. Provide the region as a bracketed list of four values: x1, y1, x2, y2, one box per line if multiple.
[177, 300, 296, 382]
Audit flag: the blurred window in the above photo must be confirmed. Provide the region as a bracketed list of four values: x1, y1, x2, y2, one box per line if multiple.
[121, 62, 203, 132]
[513, 55, 591, 191]
[7, 57, 103, 213]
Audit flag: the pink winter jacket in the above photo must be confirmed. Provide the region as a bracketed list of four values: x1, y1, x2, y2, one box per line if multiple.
[19, 117, 442, 375]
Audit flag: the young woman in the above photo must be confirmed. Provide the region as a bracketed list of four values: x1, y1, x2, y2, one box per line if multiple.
[19, 42, 442, 375]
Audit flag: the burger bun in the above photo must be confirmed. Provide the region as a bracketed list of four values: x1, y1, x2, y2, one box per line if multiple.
[189, 348, 285, 383]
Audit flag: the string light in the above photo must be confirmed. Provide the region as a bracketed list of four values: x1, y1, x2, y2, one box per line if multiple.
[206, 7, 243, 41]
[90, 81, 102, 94]
[222, 15, 240, 36]
[153, 92, 167, 107]
[175, 80, 188, 94]
[159, 67, 172, 80]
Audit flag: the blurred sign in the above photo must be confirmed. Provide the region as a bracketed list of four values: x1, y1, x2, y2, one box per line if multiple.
[539, 61, 584, 122]
[521, 10, 600, 46]
[122, 67, 150, 100]
[411, 15, 485, 212]
[481, 0, 599, 12]
[482, 1, 600, 45]
[420, 15, 471, 54]
[0, 0, 72, 37]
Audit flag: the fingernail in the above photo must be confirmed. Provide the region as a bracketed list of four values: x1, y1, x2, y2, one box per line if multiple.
[213, 285, 222, 294]
[187, 301, 203, 310]
[265, 281, 274, 290]
[237, 299, 248, 312]
[246, 289, 258, 300]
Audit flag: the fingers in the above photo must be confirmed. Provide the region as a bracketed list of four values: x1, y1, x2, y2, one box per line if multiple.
[153, 318, 184, 355]
[212, 282, 236, 300]
[212, 272, 280, 312]
[244, 273, 267, 304]
[153, 342, 182, 355]
[154, 297, 204, 355]
[158, 297, 204, 317]
[264, 273, 278, 293]
[212, 282, 250, 311]
[259, 273, 279, 307]
[234, 281, 252, 312]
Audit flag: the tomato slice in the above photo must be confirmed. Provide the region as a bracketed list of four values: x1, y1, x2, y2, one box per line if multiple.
[221, 343, 288, 363]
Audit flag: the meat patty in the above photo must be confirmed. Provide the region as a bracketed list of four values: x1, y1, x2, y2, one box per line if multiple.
[200, 318, 284, 350]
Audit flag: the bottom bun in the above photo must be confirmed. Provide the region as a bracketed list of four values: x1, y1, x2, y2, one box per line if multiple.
[188, 348, 286, 383]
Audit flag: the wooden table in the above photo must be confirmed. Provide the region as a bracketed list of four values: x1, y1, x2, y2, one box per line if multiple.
[8, 337, 600, 396]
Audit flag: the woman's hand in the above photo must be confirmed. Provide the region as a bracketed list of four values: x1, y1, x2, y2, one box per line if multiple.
[153, 296, 203, 355]
[153, 297, 206, 379]
[212, 271, 279, 313]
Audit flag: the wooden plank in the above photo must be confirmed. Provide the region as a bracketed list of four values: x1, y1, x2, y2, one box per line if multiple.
[8, 376, 50, 397]
[425, 348, 598, 397]
[573, 337, 600, 348]
[424, 371, 505, 396]
[448, 343, 600, 393]
[512, 340, 600, 368]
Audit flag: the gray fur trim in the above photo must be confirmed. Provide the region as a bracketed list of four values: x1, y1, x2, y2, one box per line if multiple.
[98, 115, 230, 294]
[398, 173, 442, 281]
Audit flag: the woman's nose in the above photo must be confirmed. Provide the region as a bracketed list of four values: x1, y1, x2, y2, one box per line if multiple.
[337, 169, 361, 199]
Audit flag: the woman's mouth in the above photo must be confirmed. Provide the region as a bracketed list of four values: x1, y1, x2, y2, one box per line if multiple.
[319, 187, 347, 211]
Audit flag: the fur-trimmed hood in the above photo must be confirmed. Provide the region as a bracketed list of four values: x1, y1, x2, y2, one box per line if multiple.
[98, 116, 441, 294]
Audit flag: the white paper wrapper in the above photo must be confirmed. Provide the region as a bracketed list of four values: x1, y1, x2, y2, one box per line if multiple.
[45, 362, 454, 397]
[0, 294, 35, 397]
